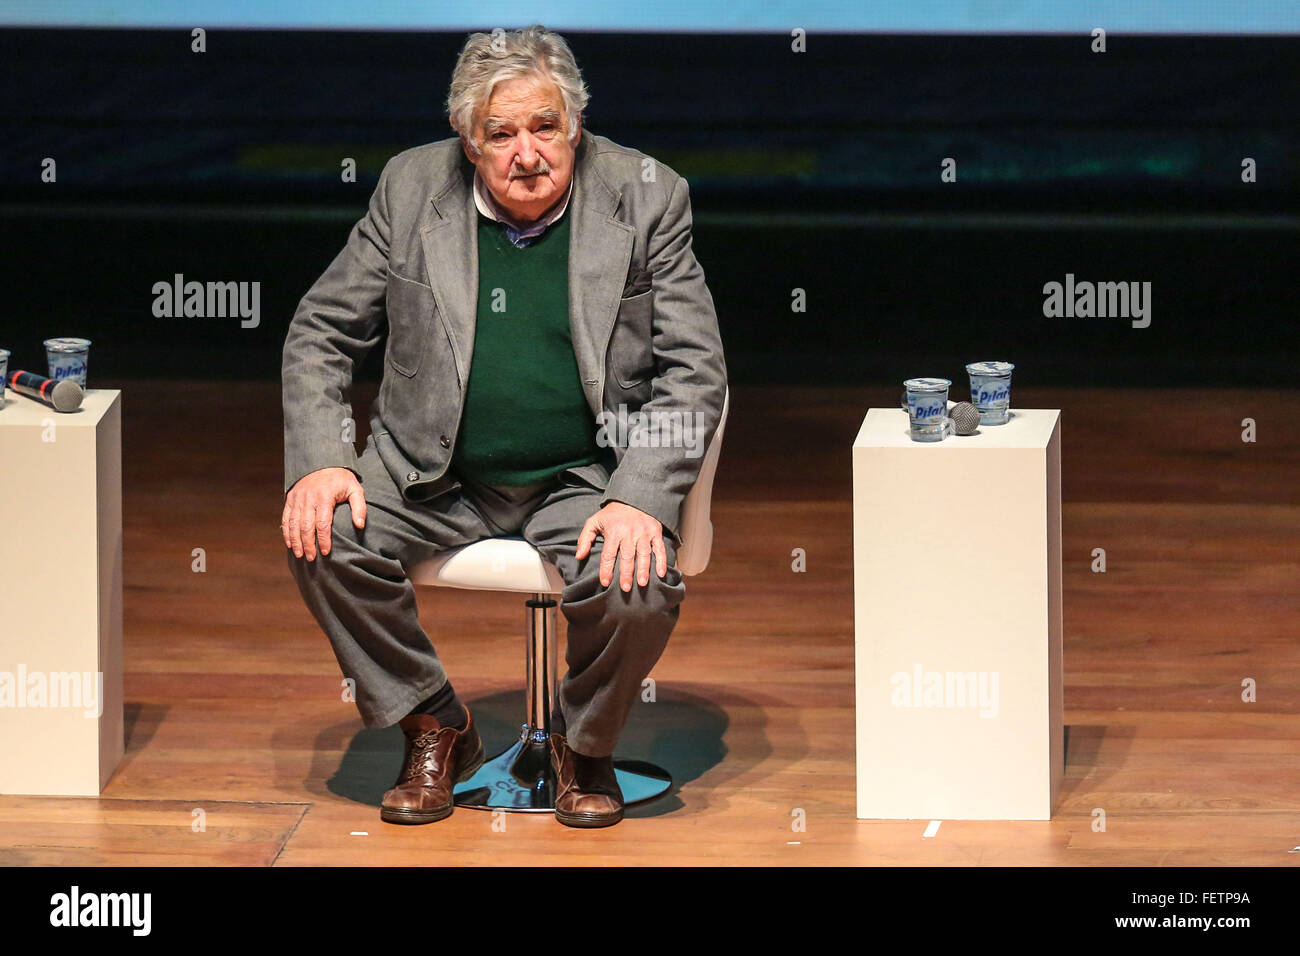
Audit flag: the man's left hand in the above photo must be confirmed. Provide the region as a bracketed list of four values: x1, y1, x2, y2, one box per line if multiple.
[575, 501, 668, 592]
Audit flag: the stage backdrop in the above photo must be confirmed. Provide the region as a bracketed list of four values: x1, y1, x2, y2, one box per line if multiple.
[1, 5, 1297, 386]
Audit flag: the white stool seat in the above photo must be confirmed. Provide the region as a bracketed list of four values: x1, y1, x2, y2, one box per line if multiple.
[407, 536, 565, 593]
[411, 387, 729, 591]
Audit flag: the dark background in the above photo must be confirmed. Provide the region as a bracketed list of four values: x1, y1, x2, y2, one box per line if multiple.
[2, 28, 1297, 387]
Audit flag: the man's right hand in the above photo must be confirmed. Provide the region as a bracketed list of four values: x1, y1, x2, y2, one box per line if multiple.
[282, 467, 367, 561]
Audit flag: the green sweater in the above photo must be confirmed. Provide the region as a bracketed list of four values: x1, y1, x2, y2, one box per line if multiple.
[450, 210, 603, 486]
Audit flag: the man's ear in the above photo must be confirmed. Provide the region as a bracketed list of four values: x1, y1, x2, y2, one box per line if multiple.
[458, 133, 478, 165]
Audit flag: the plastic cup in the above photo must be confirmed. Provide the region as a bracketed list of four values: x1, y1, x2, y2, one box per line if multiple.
[966, 361, 1014, 425]
[904, 377, 951, 442]
[0, 348, 9, 406]
[45, 337, 92, 388]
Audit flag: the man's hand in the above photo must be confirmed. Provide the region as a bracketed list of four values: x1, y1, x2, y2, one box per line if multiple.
[282, 467, 366, 561]
[575, 501, 668, 592]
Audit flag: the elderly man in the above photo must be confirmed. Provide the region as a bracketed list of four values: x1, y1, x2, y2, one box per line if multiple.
[281, 26, 727, 828]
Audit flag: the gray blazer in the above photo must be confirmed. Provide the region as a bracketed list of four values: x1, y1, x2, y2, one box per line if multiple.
[282, 132, 728, 544]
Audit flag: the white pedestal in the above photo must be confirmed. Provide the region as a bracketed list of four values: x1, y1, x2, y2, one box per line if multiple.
[0, 388, 123, 795]
[853, 408, 1062, 820]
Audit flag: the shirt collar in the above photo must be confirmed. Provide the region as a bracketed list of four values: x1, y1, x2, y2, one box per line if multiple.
[473, 169, 574, 246]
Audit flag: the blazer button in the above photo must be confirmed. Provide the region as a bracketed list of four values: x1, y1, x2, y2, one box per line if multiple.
[439, 435, 451, 448]
[406, 471, 419, 481]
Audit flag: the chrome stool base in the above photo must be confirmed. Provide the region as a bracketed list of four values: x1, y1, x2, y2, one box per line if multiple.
[451, 593, 671, 813]
[454, 725, 671, 812]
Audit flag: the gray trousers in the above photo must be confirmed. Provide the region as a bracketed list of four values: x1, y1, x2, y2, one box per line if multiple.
[286, 437, 685, 758]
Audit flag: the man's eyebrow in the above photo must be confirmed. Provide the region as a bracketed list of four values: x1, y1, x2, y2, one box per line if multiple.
[483, 109, 562, 133]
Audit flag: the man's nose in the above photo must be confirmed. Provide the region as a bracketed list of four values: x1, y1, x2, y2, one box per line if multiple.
[514, 130, 540, 168]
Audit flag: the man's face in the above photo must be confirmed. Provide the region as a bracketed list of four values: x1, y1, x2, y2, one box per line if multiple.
[462, 75, 579, 224]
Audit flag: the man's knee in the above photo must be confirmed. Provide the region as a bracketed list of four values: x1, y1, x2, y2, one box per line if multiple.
[285, 501, 365, 583]
[606, 578, 683, 635]
[567, 545, 685, 625]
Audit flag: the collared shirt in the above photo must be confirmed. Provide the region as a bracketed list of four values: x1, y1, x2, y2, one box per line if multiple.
[473, 169, 574, 247]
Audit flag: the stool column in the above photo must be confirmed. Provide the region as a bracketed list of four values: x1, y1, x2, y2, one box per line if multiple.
[525, 594, 558, 740]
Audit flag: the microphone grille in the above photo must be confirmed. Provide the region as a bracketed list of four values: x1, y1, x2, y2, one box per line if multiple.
[949, 401, 981, 435]
[52, 379, 84, 413]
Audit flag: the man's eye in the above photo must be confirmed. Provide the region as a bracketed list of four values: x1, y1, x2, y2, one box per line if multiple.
[492, 132, 509, 140]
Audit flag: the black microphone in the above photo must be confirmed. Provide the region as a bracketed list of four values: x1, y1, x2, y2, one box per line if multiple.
[7, 369, 84, 412]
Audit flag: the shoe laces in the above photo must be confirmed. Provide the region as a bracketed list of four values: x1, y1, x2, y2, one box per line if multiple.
[401, 728, 448, 780]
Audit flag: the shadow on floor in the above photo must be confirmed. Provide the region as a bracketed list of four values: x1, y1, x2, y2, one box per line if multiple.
[313, 684, 774, 818]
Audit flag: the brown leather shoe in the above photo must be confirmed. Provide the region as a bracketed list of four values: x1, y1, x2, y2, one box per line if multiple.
[380, 706, 484, 824]
[550, 733, 624, 828]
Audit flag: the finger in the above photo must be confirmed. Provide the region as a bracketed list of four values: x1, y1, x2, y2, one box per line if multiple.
[315, 496, 334, 556]
[281, 501, 293, 550]
[301, 501, 318, 560]
[636, 537, 652, 587]
[576, 518, 598, 561]
[348, 485, 366, 529]
[652, 535, 668, 578]
[619, 533, 636, 592]
[288, 499, 305, 558]
[599, 528, 620, 588]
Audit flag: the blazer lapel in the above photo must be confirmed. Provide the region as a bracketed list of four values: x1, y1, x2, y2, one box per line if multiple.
[421, 164, 478, 388]
[568, 138, 636, 416]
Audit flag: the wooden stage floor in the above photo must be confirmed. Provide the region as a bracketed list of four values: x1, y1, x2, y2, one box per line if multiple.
[1, 382, 1296, 866]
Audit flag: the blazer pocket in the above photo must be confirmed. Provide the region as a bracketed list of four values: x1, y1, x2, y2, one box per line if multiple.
[609, 289, 654, 388]
[622, 267, 653, 298]
[384, 268, 433, 377]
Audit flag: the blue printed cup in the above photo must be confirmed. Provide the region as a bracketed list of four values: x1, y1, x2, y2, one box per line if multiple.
[0, 348, 9, 406]
[904, 377, 951, 442]
[45, 337, 92, 388]
[966, 361, 1014, 425]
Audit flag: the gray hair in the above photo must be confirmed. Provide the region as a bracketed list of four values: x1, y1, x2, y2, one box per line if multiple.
[447, 25, 589, 157]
